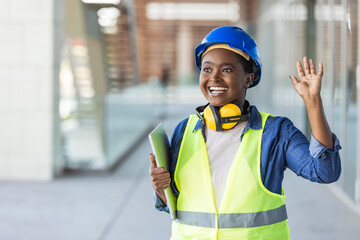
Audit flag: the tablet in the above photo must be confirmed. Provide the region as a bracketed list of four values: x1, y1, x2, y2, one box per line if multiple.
[149, 123, 177, 220]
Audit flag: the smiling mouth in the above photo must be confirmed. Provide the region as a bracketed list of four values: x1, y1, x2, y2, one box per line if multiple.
[209, 86, 228, 95]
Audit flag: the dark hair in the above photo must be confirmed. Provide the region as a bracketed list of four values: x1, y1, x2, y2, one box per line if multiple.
[237, 55, 254, 74]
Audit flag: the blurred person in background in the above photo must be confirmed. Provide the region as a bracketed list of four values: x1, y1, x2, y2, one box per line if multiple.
[149, 26, 341, 240]
[160, 65, 170, 89]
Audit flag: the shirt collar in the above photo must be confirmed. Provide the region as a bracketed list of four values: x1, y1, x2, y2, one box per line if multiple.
[193, 104, 263, 132]
[247, 105, 262, 130]
[193, 115, 203, 132]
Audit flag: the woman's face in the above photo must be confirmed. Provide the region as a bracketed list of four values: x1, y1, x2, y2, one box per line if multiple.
[199, 48, 254, 107]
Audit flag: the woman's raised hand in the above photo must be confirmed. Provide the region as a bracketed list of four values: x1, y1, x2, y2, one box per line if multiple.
[290, 56, 323, 101]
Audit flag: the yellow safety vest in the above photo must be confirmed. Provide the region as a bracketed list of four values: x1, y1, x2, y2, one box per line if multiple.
[171, 112, 290, 240]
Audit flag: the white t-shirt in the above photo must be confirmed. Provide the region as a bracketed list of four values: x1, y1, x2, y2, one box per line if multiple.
[205, 121, 248, 209]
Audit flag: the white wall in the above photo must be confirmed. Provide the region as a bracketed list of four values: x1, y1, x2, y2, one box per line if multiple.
[0, 0, 61, 180]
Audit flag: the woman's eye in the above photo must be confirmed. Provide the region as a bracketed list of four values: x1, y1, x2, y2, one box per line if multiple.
[203, 67, 211, 73]
[223, 68, 232, 72]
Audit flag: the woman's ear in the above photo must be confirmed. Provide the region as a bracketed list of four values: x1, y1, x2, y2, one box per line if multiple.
[245, 73, 255, 88]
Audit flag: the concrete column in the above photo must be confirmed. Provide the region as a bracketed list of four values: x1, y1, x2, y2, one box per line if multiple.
[62, 1, 108, 169]
[340, 0, 349, 192]
[304, 0, 316, 139]
[356, 0, 360, 205]
[176, 23, 194, 85]
[0, 0, 63, 180]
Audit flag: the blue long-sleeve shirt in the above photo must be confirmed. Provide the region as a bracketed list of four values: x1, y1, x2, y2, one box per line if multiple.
[155, 105, 341, 212]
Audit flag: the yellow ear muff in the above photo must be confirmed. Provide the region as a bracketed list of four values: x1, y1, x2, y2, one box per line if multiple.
[219, 103, 242, 130]
[203, 105, 218, 131]
[203, 103, 243, 131]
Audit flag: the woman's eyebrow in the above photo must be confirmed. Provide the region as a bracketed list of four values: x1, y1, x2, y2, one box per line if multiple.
[202, 61, 213, 65]
[202, 61, 236, 68]
[220, 63, 236, 68]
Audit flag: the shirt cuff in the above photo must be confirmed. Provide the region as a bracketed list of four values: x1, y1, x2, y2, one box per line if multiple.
[309, 133, 342, 159]
[154, 191, 170, 213]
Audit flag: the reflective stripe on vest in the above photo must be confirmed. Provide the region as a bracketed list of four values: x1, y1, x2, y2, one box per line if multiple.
[176, 204, 287, 228]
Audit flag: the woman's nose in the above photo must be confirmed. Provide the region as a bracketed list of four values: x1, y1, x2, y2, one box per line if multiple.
[209, 70, 221, 82]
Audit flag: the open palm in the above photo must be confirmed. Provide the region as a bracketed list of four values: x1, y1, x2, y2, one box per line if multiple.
[290, 56, 323, 100]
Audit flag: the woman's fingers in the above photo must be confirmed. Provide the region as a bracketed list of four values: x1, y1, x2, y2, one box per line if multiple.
[150, 165, 170, 191]
[303, 56, 310, 75]
[309, 59, 316, 75]
[153, 183, 169, 191]
[150, 166, 167, 174]
[149, 153, 157, 169]
[151, 170, 170, 180]
[289, 75, 300, 89]
[151, 172, 171, 190]
[297, 60, 305, 78]
[297, 57, 323, 78]
[318, 62, 324, 77]
[148, 153, 171, 192]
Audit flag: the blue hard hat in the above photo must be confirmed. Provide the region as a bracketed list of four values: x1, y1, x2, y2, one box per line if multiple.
[194, 26, 262, 88]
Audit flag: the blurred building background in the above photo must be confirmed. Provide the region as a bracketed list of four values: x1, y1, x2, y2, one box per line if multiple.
[0, 0, 359, 238]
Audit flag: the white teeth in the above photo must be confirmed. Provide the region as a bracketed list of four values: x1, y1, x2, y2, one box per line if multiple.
[209, 87, 228, 91]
